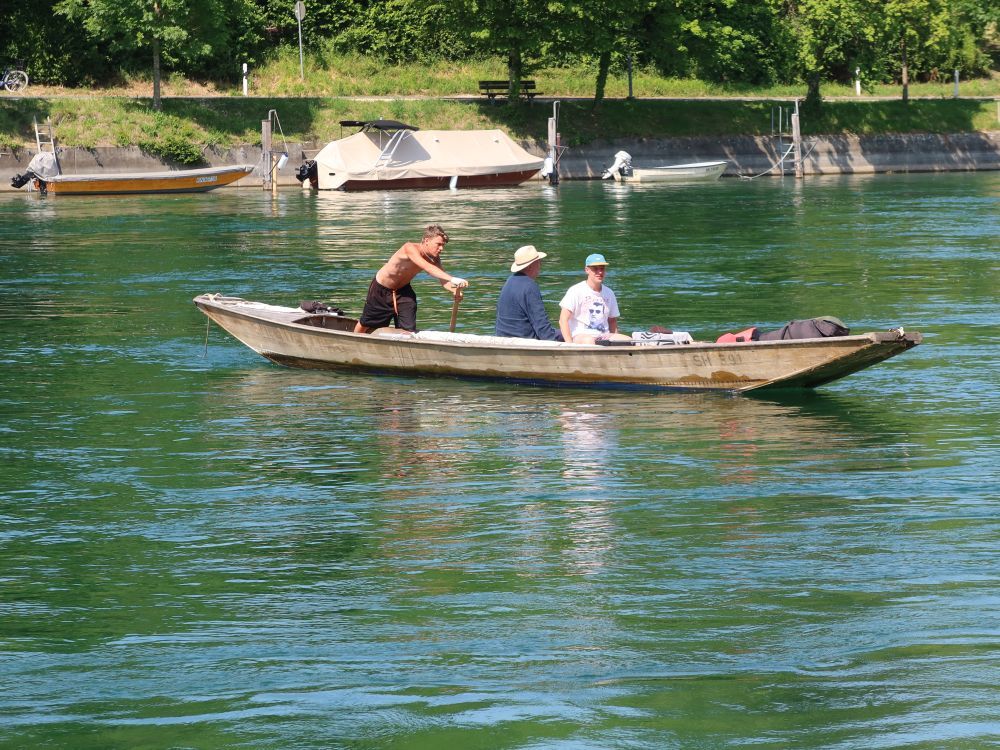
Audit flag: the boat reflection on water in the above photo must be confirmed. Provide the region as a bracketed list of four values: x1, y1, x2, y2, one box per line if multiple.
[309, 185, 559, 262]
[195, 368, 918, 592]
[204, 369, 912, 484]
[553, 407, 620, 575]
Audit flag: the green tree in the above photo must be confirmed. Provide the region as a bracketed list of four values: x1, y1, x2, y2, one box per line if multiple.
[873, 0, 997, 93]
[315, 0, 472, 62]
[57, 0, 232, 108]
[944, 0, 998, 73]
[879, 0, 949, 100]
[447, 0, 552, 98]
[552, 0, 650, 106]
[0, 0, 110, 85]
[675, 0, 795, 85]
[782, 0, 878, 110]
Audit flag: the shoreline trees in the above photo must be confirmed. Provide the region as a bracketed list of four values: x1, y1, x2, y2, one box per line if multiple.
[2, 0, 996, 107]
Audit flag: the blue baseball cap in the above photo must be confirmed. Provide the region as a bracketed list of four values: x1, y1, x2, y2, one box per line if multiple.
[585, 253, 608, 267]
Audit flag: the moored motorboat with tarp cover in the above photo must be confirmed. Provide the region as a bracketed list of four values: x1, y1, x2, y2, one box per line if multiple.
[296, 120, 543, 191]
[194, 294, 922, 393]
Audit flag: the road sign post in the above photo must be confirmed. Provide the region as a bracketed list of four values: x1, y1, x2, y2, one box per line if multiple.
[294, 2, 306, 81]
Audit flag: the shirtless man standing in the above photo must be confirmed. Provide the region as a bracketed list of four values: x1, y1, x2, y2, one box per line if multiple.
[354, 224, 468, 334]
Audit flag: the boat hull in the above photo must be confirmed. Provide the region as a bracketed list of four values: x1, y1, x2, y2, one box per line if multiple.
[194, 295, 922, 393]
[339, 168, 540, 191]
[614, 161, 728, 183]
[41, 165, 254, 195]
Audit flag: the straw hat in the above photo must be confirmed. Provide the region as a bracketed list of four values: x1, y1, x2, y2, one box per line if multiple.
[511, 245, 547, 272]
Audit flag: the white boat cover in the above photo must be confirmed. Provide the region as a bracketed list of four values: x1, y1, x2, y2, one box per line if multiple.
[26, 152, 60, 179]
[313, 129, 543, 189]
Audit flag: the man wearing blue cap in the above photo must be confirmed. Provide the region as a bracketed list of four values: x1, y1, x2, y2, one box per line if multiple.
[559, 253, 626, 344]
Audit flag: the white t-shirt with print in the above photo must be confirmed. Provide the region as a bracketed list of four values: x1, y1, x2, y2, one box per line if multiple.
[559, 281, 620, 338]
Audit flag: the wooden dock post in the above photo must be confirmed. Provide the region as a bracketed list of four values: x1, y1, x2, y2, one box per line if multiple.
[261, 119, 272, 192]
[791, 99, 804, 178]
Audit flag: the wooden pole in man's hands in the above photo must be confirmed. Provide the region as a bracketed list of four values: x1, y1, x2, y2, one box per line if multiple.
[449, 288, 464, 332]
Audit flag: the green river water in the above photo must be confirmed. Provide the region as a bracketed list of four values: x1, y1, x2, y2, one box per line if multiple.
[1, 173, 998, 749]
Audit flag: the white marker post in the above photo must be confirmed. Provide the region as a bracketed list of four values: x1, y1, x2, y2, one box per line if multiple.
[242, 63, 248, 96]
[295, 2, 306, 81]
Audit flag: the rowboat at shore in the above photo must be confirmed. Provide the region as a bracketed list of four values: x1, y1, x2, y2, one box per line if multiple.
[10, 152, 254, 195]
[194, 294, 922, 393]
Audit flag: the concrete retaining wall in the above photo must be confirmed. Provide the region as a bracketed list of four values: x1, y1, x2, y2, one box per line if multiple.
[2, 132, 997, 191]
[557, 132, 1000, 179]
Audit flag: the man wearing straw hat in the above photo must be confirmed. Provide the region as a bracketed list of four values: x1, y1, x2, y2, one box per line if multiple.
[495, 245, 563, 341]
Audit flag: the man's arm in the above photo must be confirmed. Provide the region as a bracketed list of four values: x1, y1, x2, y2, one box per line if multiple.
[607, 291, 621, 332]
[402, 244, 467, 289]
[559, 308, 573, 343]
[525, 287, 562, 341]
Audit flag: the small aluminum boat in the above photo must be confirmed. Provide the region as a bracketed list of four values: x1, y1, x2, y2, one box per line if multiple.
[602, 150, 727, 182]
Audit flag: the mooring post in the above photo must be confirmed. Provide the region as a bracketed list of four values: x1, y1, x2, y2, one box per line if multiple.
[791, 99, 803, 178]
[547, 100, 560, 185]
[261, 119, 272, 192]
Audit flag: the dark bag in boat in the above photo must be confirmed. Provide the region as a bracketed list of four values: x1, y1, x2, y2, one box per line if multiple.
[299, 300, 345, 315]
[758, 316, 850, 341]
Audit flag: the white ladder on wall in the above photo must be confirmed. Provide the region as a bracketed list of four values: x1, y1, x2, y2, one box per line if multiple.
[34, 116, 57, 154]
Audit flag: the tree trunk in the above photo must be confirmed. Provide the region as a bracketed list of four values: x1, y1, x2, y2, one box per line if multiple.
[152, 1, 162, 110]
[901, 35, 909, 103]
[803, 72, 823, 115]
[593, 49, 611, 109]
[152, 37, 161, 111]
[507, 49, 522, 100]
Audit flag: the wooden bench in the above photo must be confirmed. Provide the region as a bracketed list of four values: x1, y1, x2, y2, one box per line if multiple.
[478, 80, 540, 101]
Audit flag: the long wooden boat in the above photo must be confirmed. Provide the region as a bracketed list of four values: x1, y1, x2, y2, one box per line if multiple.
[194, 294, 922, 393]
[15, 163, 254, 195]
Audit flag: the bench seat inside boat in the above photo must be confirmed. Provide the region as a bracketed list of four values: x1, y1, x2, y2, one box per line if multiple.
[372, 329, 573, 347]
[293, 313, 358, 331]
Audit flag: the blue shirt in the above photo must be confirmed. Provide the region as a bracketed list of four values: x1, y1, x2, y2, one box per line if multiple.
[495, 273, 563, 341]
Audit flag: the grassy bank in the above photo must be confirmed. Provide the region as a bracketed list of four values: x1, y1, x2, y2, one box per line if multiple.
[1, 53, 997, 161]
[16, 51, 1000, 100]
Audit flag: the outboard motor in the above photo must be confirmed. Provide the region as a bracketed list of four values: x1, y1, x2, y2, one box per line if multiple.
[11, 151, 60, 192]
[295, 159, 318, 188]
[601, 150, 633, 179]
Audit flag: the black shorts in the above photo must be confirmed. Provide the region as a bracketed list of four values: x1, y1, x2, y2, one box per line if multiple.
[358, 278, 417, 331]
